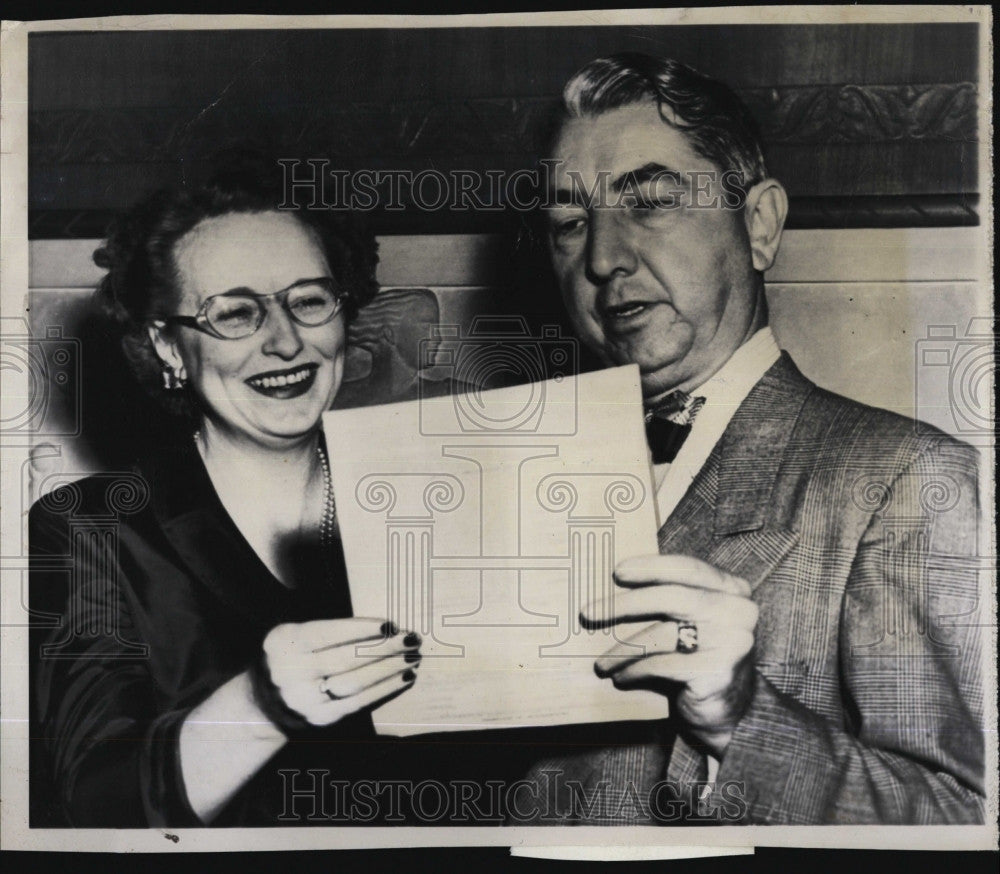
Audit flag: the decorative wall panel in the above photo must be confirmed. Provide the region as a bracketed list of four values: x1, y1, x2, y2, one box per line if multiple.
[28, 24, 981, 236]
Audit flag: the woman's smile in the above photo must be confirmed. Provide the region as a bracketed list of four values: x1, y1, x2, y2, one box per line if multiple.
[157, 210, 347, 447]
[245, 363, 319, 398]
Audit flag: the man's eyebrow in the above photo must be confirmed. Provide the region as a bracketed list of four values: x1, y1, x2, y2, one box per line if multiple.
[544, 163, 684, 207]
[546, 186, 584, 208]
[611, 162, 683, 193]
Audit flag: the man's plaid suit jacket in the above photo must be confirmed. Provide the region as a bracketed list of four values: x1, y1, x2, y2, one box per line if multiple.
[522, 352, 985, 825]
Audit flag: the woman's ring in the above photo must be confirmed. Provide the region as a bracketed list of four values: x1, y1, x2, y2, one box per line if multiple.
[319, 676, 340, 701]
[676, 622, 698, 654]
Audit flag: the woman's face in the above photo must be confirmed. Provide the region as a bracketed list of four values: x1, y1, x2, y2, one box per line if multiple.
[153, 210, 346, 448]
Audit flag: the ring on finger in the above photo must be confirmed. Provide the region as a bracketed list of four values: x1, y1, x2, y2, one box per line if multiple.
[319, 676, 341, 701]
[675, 621, 699, 654]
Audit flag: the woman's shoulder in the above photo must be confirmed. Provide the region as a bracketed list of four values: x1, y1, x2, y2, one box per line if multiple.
[28, 468, 151, 559]
[30, 466, 146, 520]
[30, 439, 208, 521]
[29, 440, 202, 533]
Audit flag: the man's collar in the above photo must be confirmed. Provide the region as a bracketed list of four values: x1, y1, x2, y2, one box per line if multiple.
[651, 327, 782, 526]
[693, 326, 781, 406]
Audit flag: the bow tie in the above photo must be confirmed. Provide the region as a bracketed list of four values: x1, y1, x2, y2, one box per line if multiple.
[644, 391, 705, 464]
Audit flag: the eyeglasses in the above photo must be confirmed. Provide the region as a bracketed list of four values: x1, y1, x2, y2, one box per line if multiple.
[157, 278, 348, 340]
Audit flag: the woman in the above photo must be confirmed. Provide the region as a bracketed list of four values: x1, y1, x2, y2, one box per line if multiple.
[29, 167, 424, 827]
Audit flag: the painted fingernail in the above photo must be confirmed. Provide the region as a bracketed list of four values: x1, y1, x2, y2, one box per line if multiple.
[404, 651, 421, 664]
[402, 669, 417, 683]
[380, 621, 398, 637]
[403, 632, 421, 647]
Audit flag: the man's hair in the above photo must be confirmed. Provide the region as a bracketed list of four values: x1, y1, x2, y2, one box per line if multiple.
[559, 53, 768, 190]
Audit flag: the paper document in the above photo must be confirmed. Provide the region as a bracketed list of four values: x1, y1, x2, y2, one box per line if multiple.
[324, 365, 668, 735]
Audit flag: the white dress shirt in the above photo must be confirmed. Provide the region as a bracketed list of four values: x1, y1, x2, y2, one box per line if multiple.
[653, 327, 781, 527]
[650, 326, 781, 787]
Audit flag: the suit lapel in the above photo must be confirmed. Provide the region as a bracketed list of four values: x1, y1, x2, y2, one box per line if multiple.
[713, 352, 812, 537]
[141, 443, 295, 627]
[658, 353, 809, 588]
[658, 355, 811, 787]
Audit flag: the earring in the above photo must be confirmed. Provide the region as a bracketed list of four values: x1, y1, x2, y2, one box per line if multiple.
[162, 368, 188, 390]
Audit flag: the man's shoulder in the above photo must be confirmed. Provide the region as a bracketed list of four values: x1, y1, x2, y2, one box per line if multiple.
[813, 384, 977, 480]
[755, 353, 979, 473]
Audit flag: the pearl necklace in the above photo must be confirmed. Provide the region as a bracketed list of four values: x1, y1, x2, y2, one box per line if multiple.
[316, 440, 336, 549]
[193, 431, 336, 547]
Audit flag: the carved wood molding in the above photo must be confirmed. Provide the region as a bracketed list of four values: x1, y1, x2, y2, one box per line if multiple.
[28, 194, 979, 239]
[741, 83, 977, 144]
[27, 81, 979, 235]
[29, 83, 977, 164]
[784, 194, 979, 229]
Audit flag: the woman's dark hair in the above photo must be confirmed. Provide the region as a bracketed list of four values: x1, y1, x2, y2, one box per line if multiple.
[93, 152, 379, 419]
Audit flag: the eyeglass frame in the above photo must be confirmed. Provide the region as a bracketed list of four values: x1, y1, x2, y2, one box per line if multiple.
[153, 277, 349, 340]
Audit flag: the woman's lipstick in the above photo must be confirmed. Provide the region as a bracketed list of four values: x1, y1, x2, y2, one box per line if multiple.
[245, 363, 318, 399]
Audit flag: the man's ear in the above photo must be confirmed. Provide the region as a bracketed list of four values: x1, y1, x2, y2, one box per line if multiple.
[743, 178, 788, 272]
[147, 322, 187, 381]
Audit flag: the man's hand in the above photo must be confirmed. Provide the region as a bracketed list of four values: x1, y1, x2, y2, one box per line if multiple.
[582, 554, 758, 759]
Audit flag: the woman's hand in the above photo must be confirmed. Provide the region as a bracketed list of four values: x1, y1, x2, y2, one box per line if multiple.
[262, 618, 421, 727]
[180, 620, 418, 823]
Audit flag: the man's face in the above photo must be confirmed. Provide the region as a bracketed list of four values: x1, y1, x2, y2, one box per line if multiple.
[544, 101, 762, 400]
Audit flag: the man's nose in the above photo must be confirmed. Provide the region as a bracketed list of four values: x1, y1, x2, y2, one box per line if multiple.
[585, 208, 638, 284]
[260, 304, 304, 359]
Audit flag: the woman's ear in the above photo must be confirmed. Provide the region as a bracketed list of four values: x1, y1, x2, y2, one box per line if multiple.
[147, 322, 187, 382]
[743, 178, 789, 272]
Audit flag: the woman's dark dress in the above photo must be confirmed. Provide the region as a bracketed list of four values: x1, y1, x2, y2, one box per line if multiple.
[28, 441, 529, 827]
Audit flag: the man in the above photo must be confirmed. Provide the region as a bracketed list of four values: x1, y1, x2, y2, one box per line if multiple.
[522, 53, 985, 825]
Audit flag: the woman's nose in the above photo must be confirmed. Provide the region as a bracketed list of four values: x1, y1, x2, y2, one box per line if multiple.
[260, 304, 304, 359]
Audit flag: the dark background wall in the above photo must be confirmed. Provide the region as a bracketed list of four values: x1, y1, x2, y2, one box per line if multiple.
[29, 23, 979, 237]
